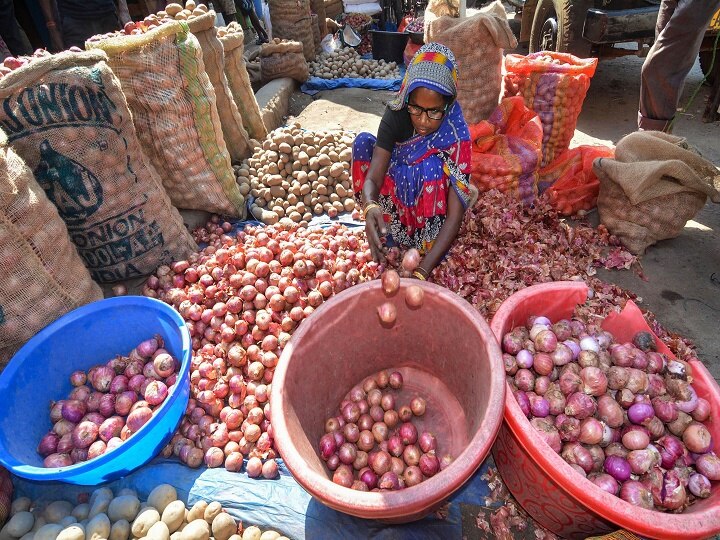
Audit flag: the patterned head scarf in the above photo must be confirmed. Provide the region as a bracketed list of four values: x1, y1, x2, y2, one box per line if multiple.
[388, 42, 459, 111]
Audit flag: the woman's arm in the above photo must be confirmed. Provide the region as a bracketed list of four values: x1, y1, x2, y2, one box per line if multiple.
[362, 145, 392, 262]
[417, 187, 464, 277]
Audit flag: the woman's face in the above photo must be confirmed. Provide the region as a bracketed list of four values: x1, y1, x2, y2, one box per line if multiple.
[407, 87, 447, 137]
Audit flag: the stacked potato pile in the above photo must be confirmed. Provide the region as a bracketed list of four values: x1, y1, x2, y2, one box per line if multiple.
[308, 48, 400, 79]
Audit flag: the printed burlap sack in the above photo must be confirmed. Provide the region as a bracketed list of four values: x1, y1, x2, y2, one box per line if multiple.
[260, 40, 309, 82]
[188, 11, 252, 161]
[595, 131, 720, 255]
[0, 50, 197, 283]
[268, 0, 316, 61]
[218, 23, 267, 140]
[427, 11, 517, 125]
[87, 21, 245, 217]
[0, 129, 103, 366]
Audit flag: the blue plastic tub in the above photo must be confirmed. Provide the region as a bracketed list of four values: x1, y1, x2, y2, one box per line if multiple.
[0, 296, 191, 485]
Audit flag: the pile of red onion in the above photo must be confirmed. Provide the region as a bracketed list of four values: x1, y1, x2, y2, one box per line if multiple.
[319, 369, 452, 491]
[432, 190, 639, 320]
[147, 218, 380, 474]
[38, 336, 179, 468]
[504, 315, 718, 511]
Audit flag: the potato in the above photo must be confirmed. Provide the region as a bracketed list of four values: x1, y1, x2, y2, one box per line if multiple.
[109, 520, 130, 540]
[339, 148, 352, 161]
[179, 519, 209, 540]
[59, 517, 77, 528]
[185, 0, 196, 9]
[280, 180, 290, 191]
[161, 501, 185, 534]
[307, 171, 318, 182]
[261, 210, 279, 225]
[329, 162, 344, 178]
[228, 536, 241, 540]
[165, 3, 183, 16]
[71, 505, 89, 523]
[287, 192, 299, 204]
[201, 503, 221, 525]
[108, 495, 141, 523]
[344, 199, 356, 212]
[32, 516, 48, 533]
[6, 512, 35, 537]
[318, 195, 330, 204]
[317, 155, 332, 167]
[43, 502, 75, 524]
[299, 184, 311, 197]
[313, 204, 323, 215]
[306, 146, 317, 157]
[11, 497, 32, 516]
[57, 524, 84, 540]
[86, 513, 110, 540]
[297, 151, 309, 165]
[209, 513, 234, 540]
[239, 183, 251, 196]
[146, 521, 170, 540]
[269, 186, 285, 198]
[170, 533, 182, 540]
[131, 508, 160, 538]
[288, 211, 302, 223]
[259, 532, 280, 540]
[291, 161, 302, 172]
[117, 489, 137, 498]
[88, 496, 111, 520]
[265, 174, 283, 187]
[318, 166, 331, 177]
[34, 523, 64, 540]
[241, 527, 261, 540]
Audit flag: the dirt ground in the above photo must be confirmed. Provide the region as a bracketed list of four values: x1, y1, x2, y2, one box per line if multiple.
[287, 52, 720, 382]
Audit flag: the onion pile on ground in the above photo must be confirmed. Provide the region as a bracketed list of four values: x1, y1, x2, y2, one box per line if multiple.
[320, 369, 450, 491]
[38, 337, 180, 468]
[503, 314, 718, 512]
[309, 48, 400, 80]
[240, 124, 357, 225]
[144, 219, 380, 473]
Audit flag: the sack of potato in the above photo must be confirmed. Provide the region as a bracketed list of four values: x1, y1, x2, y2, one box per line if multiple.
[0, 50, 196, 285]
[218, 23, 267, 141]
[240, 123, 356, 225]
[86, 21, 245, 217]
[268, 0, 316, 61]
[260, 39, 309, 83]
[308, 47, 401, 79]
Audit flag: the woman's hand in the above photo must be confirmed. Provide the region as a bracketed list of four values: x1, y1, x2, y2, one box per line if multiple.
[365, 206, 387, 262]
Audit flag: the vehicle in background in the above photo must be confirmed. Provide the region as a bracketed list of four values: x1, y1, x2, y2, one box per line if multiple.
[506, 0, 719, 81]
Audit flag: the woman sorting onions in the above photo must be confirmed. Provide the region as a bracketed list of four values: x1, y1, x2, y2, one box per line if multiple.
[352, 43, 476, 280]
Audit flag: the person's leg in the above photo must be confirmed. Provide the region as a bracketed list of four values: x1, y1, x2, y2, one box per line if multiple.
[638, 0, 720, 130]
[0, 0, 33, 56]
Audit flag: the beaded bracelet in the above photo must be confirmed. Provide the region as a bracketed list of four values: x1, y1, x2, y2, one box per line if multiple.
[363, 202, 381, 219]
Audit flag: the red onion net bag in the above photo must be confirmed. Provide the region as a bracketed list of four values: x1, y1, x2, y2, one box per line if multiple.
[0, 50, 196, 284]
[187, 11, 252, 162]
[86, 21, 246, 217]
[0, 128, 103, 365]
[427, 11, 518, 125]
[218, 23, 268, 141]
[504, 52, 598, 167]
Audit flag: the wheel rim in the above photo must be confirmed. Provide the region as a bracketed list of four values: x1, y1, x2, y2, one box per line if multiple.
[540, 16, 558, 51]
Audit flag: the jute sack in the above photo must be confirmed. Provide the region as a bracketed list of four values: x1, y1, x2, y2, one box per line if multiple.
[0, 129, 103, 366]
[310, 0, 328, 37]
[311, 14, 321, 53]
[218, 23, 267, 140]
[87, 21, 245, 217]
[268, 0, 315, 61]
[187, 11, 252, 162]
[260, 39, 309, 82]
[0, 50, 197, 283]
[427, 11, 517, 124]
[595, 131, 720, 255]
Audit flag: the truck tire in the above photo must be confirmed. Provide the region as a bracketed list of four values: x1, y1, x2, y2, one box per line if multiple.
[699, 50, 717, 86]
[529, 0, 593, 58]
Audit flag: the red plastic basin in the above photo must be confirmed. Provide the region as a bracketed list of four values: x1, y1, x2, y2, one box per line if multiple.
[271, 279, 505, 522]
[490, 281, 720, 539]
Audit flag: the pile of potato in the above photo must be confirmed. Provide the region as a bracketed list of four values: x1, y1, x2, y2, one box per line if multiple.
[308, 48, 400, 80]
[236, 124, 357, 226]
[1, 485, 287, 540]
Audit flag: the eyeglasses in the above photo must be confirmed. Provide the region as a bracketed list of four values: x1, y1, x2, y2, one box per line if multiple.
[407, 103, 447, 120]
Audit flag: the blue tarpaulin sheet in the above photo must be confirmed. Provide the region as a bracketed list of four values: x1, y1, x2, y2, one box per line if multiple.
[301, 75, 403, 94]
[13, 456, 499, 539]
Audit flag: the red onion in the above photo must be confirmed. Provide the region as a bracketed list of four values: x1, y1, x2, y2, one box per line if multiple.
[627, 402, 654, 426]
[72, 421, 99, 449]
[691, 398, 711, 422]
[589, 473, 619, 495]
[99, 416, 124, 442]
[620, 480, 654, 509]
[405, 285, 424, 308]
[403, 465, 423, 487]
[580, 367, 607, 396]
[597, 395, 624, 428]
[533, 353, 554, 376]
[682, 423, 712, 454]
[388, 371, 403, 389]
[44, 453, 73, 468]
[377, 303, 397, 326]
[650, 396, 678, 423]
[380, 394, 395, 412]
[561, 442, 593, 473]
[353, 450, 368, 471]
[667, 411, 693, 437]
[545, 387, 566, 416]
[675, 386, 699, 414]
[515, 369, 535, 392]
[503, 354, 518, 375]
[632, 331, 656, 352]
[610, 345, 633, 368]
[360, 468, 378, 489]
[550, 343, 573, 367]
[579, 336, 599, 353]
[69, 371, 87, 387]
[379, 471, 401, 490]
[646, 374, 666, 398]
[657, 435, 684, 469]
[688, 473, 711, 498]
[622, 425, 650, 451]
[625, 369, 648, 394]
[577, 351, 599, 369]
[534, 330, 558, 353]
[343, 423, 360, 444]
[402, 444, 421, 467]
[563, 340, 580, 360]
[399, 422, 418, 445]
[515, 349, 533, 369]
[559, 371, 581, 396]
[61, 400, 87, 424]
[695, 453, 720, 481]
[401, 249, 421, 272]
[514, 389, 531, 417]
[627, 447, 660, 475]
[565, 392, 597, 419]
[418, 431, 437, 454]
[387, 435, 404, 458]
[551, 320, 572, 341]
[555, 414, 581, 442]
[370, 450, 392, 476]
[338, 443, 357, 465]
[604, 455, 631, 482]
[419, 453, 440, 477]
[579, 418, 603, 445]
[384, 410, 399, 428]
[502, 332, 524, 355]
[37, 432, 59, 457]
[530, 417, 562, 453]
[655, 469, 687, 510]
